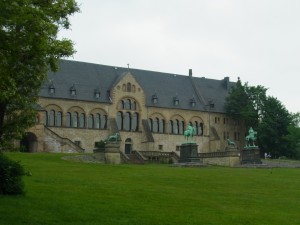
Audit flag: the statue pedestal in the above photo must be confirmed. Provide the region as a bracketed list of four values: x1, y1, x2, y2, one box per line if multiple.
[105, 143, 121, 164]
[241, 147, 262, 164]
[225, 146, 238, 151]
[179, 143, 201, 163]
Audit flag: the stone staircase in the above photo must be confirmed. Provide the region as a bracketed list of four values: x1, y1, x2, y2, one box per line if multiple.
[120, 151, 147, 164]
[44, 127, 84, 153]
[120, 150, 179, 164]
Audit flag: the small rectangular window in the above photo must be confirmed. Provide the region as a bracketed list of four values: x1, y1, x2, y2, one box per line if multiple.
[158, 145, 163, 150]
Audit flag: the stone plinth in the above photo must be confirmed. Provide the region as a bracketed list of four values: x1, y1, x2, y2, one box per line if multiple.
[225, 146, 238, 152]
[241, 147, 262, 164]
[105, 143, 121, 164]
[179, 143, 201, 163]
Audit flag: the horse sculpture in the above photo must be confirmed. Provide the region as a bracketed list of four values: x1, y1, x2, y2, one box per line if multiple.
[184, 125, 196, 142]
[245, 127, 257, 147]
[106, 132, 120, 143]
[227, 139, 236, 147]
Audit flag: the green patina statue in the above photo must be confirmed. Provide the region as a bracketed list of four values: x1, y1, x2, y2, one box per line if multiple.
[227, 138, 236, 147]
[106, 132, 120, 143]
[183, 125, 196, 143]
[245, 127, 257, 147]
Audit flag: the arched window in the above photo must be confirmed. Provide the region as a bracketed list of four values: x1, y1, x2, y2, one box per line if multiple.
[125, 112, 131, 131]
[179, 121, 184, 134]
[194, 121, 199, 135]
[132, 113, 139, 131]
[95, 113, 100, 129]
[125, 99, 131, 110]
[199, 123, 204, 136]
[132, 101, 137, 110]
[132, 85, 136, 93]
[153, 118, 159, 133]
[117, 112, 123, 130]
[159, 119, 165, 133]
[168, 120, 173, 134]
[101, 115, 107, 129]
[127, 82, 131, 92]
[66, 112, 71, 127]
[174, 120, 179, 134]
[79, 113, 85, 128]
[148, 118, 153, 131]
[119, 100, 125, 109]
[88, 114, 94, 128]
[73, 112, 78, 128]
[57, 112, 62, 127]
[49, 110, 55, 126]
[43, 111, 48, 125]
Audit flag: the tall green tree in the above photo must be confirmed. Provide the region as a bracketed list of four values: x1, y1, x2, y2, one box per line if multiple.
[283, 113, 300, 159]
[225, 78, 295, 158]
[225, 77, 265, 129]
[258, 96, 292, 158]
[0, 0, 79, 148]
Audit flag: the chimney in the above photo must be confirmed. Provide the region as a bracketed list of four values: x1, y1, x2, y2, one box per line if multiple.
[189, 69, 192, 77]
[223, 77, 230, 90]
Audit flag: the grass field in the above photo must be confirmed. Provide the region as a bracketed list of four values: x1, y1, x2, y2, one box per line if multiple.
[1, 153, 300, 225]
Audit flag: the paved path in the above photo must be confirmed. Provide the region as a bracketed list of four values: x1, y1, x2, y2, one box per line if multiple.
[261, 159, 300, 168]
[236, 159, 300, 168]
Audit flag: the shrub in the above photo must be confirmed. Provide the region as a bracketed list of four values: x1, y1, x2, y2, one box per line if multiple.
[94, 140, 106, 149]
[0, 153, 26, 195]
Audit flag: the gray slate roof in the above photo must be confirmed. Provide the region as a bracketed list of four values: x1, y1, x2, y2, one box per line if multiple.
[39, 60, 235, 113]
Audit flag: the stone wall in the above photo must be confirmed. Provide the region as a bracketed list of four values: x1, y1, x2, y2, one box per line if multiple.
[200, 151, 241, 167]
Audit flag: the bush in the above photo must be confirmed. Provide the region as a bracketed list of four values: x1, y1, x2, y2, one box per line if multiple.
[0, 153, 26, 195]
[94, 140, 106, 149]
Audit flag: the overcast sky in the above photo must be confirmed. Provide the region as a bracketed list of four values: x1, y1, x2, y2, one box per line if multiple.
[59, 0, 300, 113]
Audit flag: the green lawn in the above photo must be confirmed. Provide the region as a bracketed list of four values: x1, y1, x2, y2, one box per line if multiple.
[1, 153, 300, 225]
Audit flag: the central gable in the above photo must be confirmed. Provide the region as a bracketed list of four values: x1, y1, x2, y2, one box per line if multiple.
[110, 71, 146, 109]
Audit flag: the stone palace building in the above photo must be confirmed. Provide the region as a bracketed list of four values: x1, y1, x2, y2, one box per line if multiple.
[21, 60, 245, 163]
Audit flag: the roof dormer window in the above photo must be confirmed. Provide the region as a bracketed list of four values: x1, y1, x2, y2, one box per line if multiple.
[152, 94, 158, 104]
[49, 83, 55, 94]
[190, 97, 196, 108]
[173, 95, 179, 106]
[70, 84, 76, 96]
[94, 88, 100, 99]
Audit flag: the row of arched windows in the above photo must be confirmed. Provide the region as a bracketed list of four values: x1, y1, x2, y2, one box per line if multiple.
[148, 118, 204, 135]
[44, 110, 107, 129]
[149, 118, 165, 133]
[122, 82, 136, 93]
[117, 111, 139, 131]
[88, 113, 107, 129]
[43, 105, 203, 135]
[168, 120, 185, 134]
[118, 99, 138, 110]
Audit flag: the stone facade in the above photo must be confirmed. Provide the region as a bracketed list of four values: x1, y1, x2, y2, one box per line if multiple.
[19, 60, 245, 160]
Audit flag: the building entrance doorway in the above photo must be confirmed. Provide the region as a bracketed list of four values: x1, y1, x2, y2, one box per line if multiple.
[20, 132, 38, 152]
[125, 138, 132, 154]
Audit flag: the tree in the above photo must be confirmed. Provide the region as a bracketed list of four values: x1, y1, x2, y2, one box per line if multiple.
[225, 77, 266, 129]
[225, 78, 295, 158]
[258, 96, 292, 158]
[0, 0, 80, 148]
[283, 113, 300, 159]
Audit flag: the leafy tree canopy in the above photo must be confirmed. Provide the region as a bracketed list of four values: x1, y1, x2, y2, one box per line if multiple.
[225, 78, 299, 159]
[225, 77, 267, 129]
[0, 0, 80, 148]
